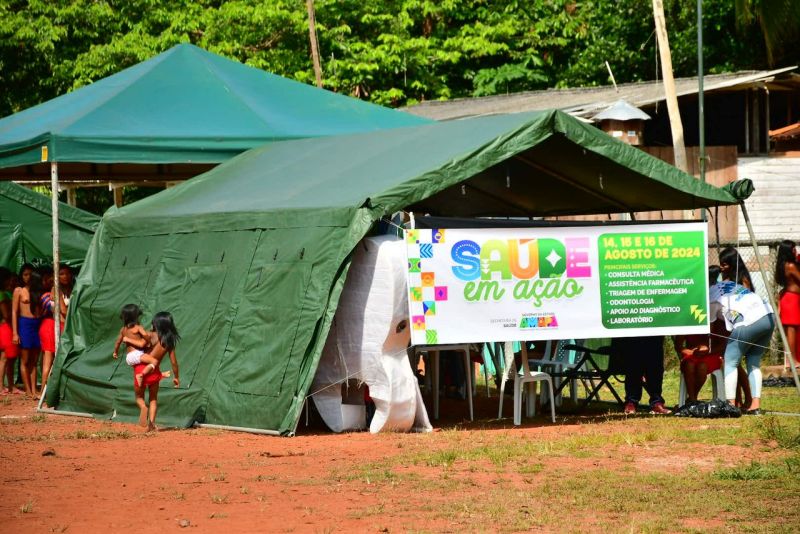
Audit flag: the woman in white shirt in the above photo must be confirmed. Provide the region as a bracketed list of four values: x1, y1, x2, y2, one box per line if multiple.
[709, 278, 775, 415]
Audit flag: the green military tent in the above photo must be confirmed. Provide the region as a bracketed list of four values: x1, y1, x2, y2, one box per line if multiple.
[0, 182, 99, 272]
[0, 43, 430, 181]
[45, 110, 750, 434]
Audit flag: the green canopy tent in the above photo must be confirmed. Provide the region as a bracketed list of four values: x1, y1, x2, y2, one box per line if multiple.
[0, 182, 99, 272]
[0, 42, 430, 359]
[0, 43, 430, 180]
[45, 110, 752, 434]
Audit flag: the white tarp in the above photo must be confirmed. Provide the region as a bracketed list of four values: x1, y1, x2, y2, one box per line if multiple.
[312, 235, 432, 433]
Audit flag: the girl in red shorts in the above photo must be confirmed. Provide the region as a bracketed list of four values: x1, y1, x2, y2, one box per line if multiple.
[674, 329, 724, 402]
[134, 312, 180, 431]
[38, 269, 56, 401]
[775, 240, 800, 372]
[0, 268, 21, 395]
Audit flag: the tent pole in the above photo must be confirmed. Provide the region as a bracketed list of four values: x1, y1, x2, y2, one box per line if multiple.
[38, 161, 61, 411]
[740, 202, 800, 394]
[51, 161, 61, 341]
[37, 407, 94, 418]
[194, 423, 282, 436]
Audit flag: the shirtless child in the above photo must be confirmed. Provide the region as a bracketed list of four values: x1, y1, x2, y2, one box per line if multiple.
[112, 304, 169, 386]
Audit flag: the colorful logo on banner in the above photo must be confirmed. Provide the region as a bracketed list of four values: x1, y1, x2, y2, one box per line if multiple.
[407, 229, 449, 344]
[450, 236, 592, 306]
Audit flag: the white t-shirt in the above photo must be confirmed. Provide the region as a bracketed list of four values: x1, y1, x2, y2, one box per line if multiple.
[709, 281, 773, 331]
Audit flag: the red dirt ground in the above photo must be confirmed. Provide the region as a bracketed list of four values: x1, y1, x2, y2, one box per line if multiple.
[0, 392, 781, 533]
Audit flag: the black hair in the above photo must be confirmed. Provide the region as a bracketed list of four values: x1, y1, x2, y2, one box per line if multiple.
[0, 267, 11, 291]
[120, 304, 143, 328]
[39, 265, 54, 290]
[152, 311, 180, 352]
[719, 247, 753, 288]
[708, 265, 721, 287]
[27, 270, 44, 316]
[775, 240, 798, 288]
[19, 262, 35, 279]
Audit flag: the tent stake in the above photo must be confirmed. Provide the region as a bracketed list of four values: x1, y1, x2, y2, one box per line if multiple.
[740, 202, 800, 394]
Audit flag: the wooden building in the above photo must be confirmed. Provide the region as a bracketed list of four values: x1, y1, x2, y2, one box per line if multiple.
[406, 67, 800, 242]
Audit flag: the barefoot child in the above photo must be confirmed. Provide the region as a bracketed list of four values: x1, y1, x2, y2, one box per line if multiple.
[134, 311, 180, 431]
[775, 240, 800, 372]
[112, 304, 164, 386]
[0, 268, 21, 395]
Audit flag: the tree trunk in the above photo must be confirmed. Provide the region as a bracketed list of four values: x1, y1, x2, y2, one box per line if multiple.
[306, 0, 323, 88]
[652, 0, 688, 173]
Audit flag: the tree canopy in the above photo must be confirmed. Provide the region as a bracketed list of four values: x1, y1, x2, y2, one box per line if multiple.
[0, 0, 796, 117]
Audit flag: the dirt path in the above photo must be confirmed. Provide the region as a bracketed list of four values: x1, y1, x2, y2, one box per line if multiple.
[1, 393, 796, 533]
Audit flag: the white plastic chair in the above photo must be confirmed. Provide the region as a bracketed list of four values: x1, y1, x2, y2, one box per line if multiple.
[513, 342, 556, 424]
[678, 368, 725, 405]
[527, 339, 586, 407]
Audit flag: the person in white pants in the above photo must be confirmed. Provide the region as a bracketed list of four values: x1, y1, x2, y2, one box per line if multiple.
[709, 279, 775, 415]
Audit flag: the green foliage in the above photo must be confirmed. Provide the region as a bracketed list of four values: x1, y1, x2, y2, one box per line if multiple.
[0, 0, 795, 117]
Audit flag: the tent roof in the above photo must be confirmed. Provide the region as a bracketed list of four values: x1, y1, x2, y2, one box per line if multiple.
[107, 109, 743, 234]
[0, 44, 430, 172]
[0, 181, 100, 271]
[0, 182, 99, 232]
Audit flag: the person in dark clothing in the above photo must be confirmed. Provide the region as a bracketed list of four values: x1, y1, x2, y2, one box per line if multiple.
[612, 335, 671, 415]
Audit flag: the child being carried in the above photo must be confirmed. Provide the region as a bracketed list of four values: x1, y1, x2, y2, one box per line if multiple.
[113, 304, 170, 386]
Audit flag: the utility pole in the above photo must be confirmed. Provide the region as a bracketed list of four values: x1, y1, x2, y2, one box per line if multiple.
[306, 0, 323, 88]
[652, 0, 688, 173]
[697, 0, 706, 185]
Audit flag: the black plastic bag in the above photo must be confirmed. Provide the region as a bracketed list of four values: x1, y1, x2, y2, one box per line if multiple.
[762, 376, 796, 388]
[673, 399, 741, 418]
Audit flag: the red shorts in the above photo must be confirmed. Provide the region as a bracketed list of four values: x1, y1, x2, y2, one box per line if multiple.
[780, 291, 800, 326]
[39, 318, 56, 353]
[682, 352, 722, 373]
[133, 363, 162, 388]
[0, 323, 19, 358]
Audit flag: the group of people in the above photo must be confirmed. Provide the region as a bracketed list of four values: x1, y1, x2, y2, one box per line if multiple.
[622, 244, 798, 416]
[0, 263, 74, 400]
[0, 263, 181, 431]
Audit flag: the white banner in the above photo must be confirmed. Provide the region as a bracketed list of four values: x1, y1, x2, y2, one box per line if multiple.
[405, 223, 709, 345]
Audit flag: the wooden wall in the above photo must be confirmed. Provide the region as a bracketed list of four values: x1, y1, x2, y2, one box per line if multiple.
[737, 156, 800, 241]
[552, 146, 740, 242]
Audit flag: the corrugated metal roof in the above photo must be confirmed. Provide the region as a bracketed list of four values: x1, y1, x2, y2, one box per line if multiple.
[405, 67, 799, 121]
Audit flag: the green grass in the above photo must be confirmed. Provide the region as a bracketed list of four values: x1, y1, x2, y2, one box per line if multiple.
[323, 413, 800, 532]
[64, 429, 133, 440]
[209, 493, 229, 504]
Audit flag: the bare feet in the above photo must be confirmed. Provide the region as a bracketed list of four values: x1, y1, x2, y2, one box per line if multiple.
[147, 420, 157, 432]
[135, 373, 144, 387]
[138, 407, 148, 427]
[161, 370, 171, 380]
